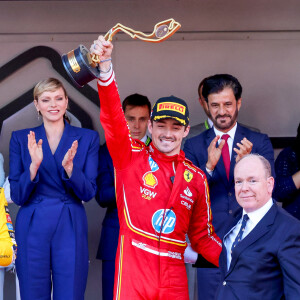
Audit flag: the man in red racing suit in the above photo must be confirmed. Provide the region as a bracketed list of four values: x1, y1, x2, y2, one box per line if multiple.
[93, 37, 221, 300]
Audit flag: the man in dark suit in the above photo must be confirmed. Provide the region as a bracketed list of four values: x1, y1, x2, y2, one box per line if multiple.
[183, 74, 275, 300]
[96, 93, 151, 300]
[216, 154, 300, 299]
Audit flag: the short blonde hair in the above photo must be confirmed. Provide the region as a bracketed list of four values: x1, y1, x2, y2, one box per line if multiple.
[33, 78, 67, 101]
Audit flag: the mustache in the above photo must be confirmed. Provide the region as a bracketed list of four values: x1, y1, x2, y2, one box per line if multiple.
[216, 114, 232, 119]
[160, 136, 176, 142]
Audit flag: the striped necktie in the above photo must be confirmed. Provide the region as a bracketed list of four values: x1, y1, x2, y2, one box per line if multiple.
[231, 214, 249, 253]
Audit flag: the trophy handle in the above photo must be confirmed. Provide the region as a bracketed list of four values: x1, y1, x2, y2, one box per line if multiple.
[91, 18, 181, 63]
[62, 18, 181, 87]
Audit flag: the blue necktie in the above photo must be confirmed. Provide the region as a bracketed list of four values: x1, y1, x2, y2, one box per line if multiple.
[231, 214, 249, 253]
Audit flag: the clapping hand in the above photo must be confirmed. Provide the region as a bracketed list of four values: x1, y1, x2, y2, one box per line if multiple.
[28, 131, 43, 181]
[206, 135, 226, 171]
[62, 140, 78, 178]
[233, 137, 253, 162]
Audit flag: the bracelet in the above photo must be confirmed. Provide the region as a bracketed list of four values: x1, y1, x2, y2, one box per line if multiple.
[99, 63, 112, 74]
[100, 58, 112, 63]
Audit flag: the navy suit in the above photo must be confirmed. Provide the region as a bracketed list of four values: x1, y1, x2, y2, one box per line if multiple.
[216, 202, 300, 300]
[96, 143, 119, 300]
[9, 122, 99, 300]
[183, 123, 274, 299]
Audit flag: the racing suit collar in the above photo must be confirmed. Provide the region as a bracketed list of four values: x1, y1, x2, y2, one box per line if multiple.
[148, 143, 185, 164]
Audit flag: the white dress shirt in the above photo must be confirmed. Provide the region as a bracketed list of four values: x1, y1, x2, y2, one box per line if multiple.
[213, 122, 237, 159]
[206, 122, 237, 175]
[140, 134, 148, 144]
[224, 198, 273, 270]
[207, 118, 213, 128]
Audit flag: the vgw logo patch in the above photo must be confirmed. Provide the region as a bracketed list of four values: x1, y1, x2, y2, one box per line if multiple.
[152, 209, 176, 234]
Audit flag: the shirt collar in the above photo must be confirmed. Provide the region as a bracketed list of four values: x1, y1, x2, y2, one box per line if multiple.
[140, 134, 148, 144]
[207, 118, 213, 128]
[213, 122, 237, 141]
[243, 198, 273, 226]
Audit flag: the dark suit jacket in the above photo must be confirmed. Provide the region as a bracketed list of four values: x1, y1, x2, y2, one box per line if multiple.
[216, 202, 300, 300]
[184, 123, 274, 238]
[96, 143, 119, 261]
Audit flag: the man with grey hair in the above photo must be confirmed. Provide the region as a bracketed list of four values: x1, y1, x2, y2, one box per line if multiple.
[215, 154, 300, 299]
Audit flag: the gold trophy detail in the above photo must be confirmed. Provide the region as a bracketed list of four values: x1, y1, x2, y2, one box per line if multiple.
[62, 19, 181, 88]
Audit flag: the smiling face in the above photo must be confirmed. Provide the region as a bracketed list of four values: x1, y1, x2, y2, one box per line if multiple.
[124, 105, 150, 140]
[207, 87, 241, 132]
[234, 156, 274, 213]
[148, 118, 190, 156]
[34, 87, 68, 124]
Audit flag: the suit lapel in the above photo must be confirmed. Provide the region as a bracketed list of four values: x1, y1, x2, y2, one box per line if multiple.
[206, 128, 229, 187]
[37, 122, 80, 186]
[35, 124, 62, 187]
[229, 124, 244, 183]
[54, 122, 81, 174]
[226, 203, 278, 276]
[221, 210, 242, 275]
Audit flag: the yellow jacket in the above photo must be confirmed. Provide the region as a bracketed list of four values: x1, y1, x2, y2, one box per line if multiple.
[0, 187, 16, 266]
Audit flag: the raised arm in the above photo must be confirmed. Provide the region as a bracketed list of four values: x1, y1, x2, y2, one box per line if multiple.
[91, 36, 137, 170]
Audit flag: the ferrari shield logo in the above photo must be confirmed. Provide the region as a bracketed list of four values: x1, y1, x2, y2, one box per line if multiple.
[184, 170, 193, 182]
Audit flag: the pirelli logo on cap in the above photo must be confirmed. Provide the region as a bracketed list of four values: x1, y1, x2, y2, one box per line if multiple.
[157, 102, 186, 115]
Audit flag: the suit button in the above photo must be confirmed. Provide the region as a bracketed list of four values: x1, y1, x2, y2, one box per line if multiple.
[228, 192, 232, 197]
[223, 281, 226, 286]
[229, 210, 233, 214]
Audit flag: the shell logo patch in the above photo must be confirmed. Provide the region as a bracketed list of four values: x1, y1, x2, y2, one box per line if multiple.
[184, 170, 193, 182]
[143, 171, 158, 189]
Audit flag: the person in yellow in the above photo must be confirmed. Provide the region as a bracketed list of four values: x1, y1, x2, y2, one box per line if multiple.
[0, 186, 17, 268]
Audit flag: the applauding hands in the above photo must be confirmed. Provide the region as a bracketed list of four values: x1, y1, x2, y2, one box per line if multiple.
[27, 131, 78, 180]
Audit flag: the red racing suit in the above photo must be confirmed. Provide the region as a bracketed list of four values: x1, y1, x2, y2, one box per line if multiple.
[97, 69, 221, 300]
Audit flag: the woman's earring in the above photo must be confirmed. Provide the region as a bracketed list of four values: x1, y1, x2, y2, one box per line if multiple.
[37, 110, 40, 121]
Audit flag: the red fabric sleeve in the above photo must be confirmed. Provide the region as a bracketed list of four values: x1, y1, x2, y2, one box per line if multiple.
[188, 175, 222, 266]
[97, 73, 135, 170]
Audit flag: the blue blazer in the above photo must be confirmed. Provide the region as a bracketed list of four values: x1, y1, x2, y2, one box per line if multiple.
[216, 202, 300, 300]
[9, 121, 99, 205]
[184, 123, 275, 238]
[9, 122, 99, 298]
[95, 143, 119, 261]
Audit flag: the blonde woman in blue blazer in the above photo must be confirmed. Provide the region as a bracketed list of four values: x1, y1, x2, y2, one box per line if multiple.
[9, 78, 99, 300]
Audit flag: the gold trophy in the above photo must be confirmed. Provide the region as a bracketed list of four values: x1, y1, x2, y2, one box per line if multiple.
[62, 19, 181, 88]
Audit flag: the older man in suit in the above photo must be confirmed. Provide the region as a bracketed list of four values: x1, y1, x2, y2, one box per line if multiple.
[183, 74, 274, 300]
[216, 154, 300, 299]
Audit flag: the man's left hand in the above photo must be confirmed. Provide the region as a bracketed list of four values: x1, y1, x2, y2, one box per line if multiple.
[233, 137, 253, 162]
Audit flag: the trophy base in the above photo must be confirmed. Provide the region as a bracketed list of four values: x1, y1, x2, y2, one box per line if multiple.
[62, 45, 100, 88]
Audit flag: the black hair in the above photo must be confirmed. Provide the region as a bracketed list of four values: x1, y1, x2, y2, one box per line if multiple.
[202, 74, 242, 102]
[122, 93, 151, 116]
[197, 77, 208, 98]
